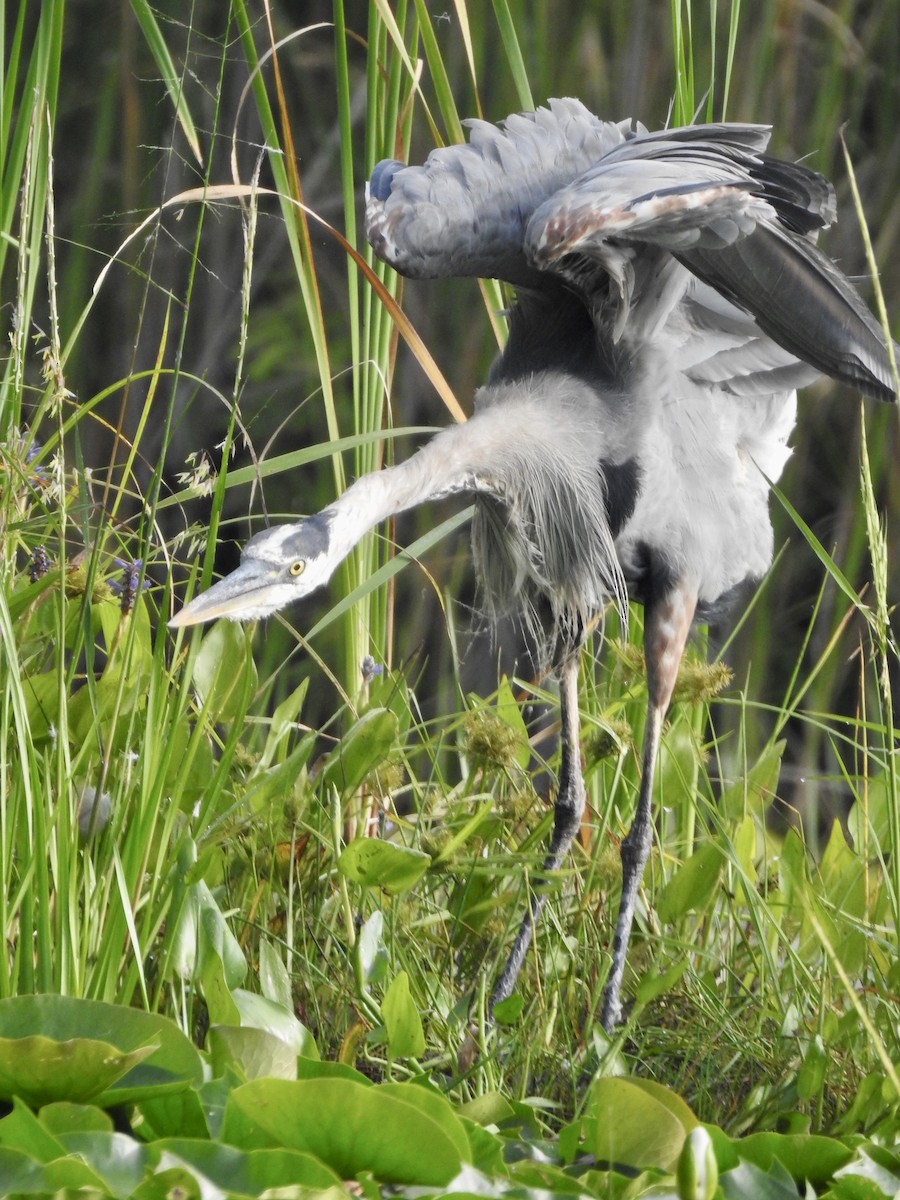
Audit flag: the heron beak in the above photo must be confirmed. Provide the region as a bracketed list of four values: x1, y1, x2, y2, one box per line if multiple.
[168, 559, 279, 628]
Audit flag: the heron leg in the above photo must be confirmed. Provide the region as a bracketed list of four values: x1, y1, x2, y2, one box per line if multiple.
[491, 648, 585, 1009]
[600, 582, 697, 1032]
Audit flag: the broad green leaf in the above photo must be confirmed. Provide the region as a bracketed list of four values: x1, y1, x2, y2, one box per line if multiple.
[0, 1036, 155, 1107]
[633, 958, 689, 1006]
[201, 949, 242, 1027]
[735, 1131, 852, 1184]
[457, 1092, 517, 1127]
[0, 997, 202, 1108]
[21, 671, 60, 742]
[0, 1098, 66, 1161]
[833, 1147, 900, 1194]
[190, 620, 257, 723]
[796, 1035, 827, 1101]
[296, 1057, 374, 1086]
[734, 814, 757, 880]
[230, 990, 318, 1060]
[379, 1082, 471, 1163]
[589, 1076, 687, 1171]
[207, 1026, 299, 1081]
[259, 678, 309, 769]
[136, 1086, 211, 1142]
[819, 819, 869, 922]
[242, 733, 316, 815]
[171, 879, 247, 990]
[55, 1131, 154, 1196]
[777, 827, 808, 904]
[338, 839, 431, 893]
[258, 940, 293, 1012]
[625, 1078, 699, 1133]
[719, 741, 785, 823]
[381, 971, 425, 1060]
[153, 1139, 343, 1193]
[319, 707, 399, 796]
[491, 994, 524, 1024]
[677, 1125, 719, 1200]
[847, 774, 893, 853]
[720, 1156, 810, 1199]
[38, 1102, 113, 1137]
[0, 1143, 104, 1193]
[221, 1078, 467, 1185]
[656, 840, 723, 921]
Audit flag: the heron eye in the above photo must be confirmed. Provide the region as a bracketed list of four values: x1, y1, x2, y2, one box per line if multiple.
[289, 561, 305, 577]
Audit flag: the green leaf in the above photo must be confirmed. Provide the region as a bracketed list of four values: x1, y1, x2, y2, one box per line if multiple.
[207, 1026, 299, 1081]
[259, 677, 309, 770]
[634, 957, 689, 1006]
[0, 1098, 66, 1161]
[136, 1085, 212, 1141]
[381, 972, 425, 1060]
[656, 840, 723, 922]
[258, 940, 293, 1012]
[379, 1081, 472, 1163]
[847, 773, 893, 852]
[0, 997, 203, 1108]
[719, 741, 785, 823]
[626, 1078, 699, 1133]
[457, 1092, 517, 1128]
[152, 1139, 344, 1194]
[38, 1102, 113, 1136]
[221, 1078, 467, 1185]
[0, 1142, 106, 1193]
[319, 707, 399, 796]
[230, 989, 318, 1060]
[242, 734, 316, 815]
[190, 620, 257, 723]
[338, 839, 430, 893]
[733, 814, 757, 879]
[128, 0, 203, 164]
[357, 911, 389, 984]
[734, 1131, 852, 1184]
[171, 879, 247, 990]
[777, 826, 809, 903]
[491, 994, 524, 1024]
[589, 1077, 688, 1171]
[54, 1130, 154, 1196]
[295, 1057, 374, 1086]
[796, 1035, 828, 1101]
[677, 1125, 719, 1200]
[0, 1036, 155, 1107]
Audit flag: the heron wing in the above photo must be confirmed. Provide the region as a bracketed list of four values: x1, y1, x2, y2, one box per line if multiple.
[526, 130, 896, 400]
[367, 103, 897, 401]
[365, 98, 639, 284]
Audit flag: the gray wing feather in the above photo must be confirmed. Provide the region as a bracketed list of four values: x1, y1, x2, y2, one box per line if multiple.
[678, 229, 898, 401]
[366, 98, 636, 283]
[366, 101, 897, 402]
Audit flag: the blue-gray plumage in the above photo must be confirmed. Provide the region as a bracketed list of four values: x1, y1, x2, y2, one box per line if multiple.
[171, 99, 898, 1031]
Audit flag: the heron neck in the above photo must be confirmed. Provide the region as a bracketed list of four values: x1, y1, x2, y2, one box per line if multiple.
[322, 421, 485, 562]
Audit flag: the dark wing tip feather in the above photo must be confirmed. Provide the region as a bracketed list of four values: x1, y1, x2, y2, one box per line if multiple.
[679, 228, 898, 402]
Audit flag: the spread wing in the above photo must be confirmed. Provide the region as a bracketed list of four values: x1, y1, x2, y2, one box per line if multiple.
[366, 100, 898, 402]
[366, 98, 641, 285]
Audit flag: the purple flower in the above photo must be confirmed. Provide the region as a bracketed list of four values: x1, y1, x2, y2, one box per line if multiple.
[110, 558, 150, 614]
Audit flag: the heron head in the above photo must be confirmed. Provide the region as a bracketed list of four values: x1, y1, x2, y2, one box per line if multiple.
[168, 515, 335, 628]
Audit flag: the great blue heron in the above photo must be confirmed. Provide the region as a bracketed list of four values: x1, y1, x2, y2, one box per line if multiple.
[170, 100, 898, 1031]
